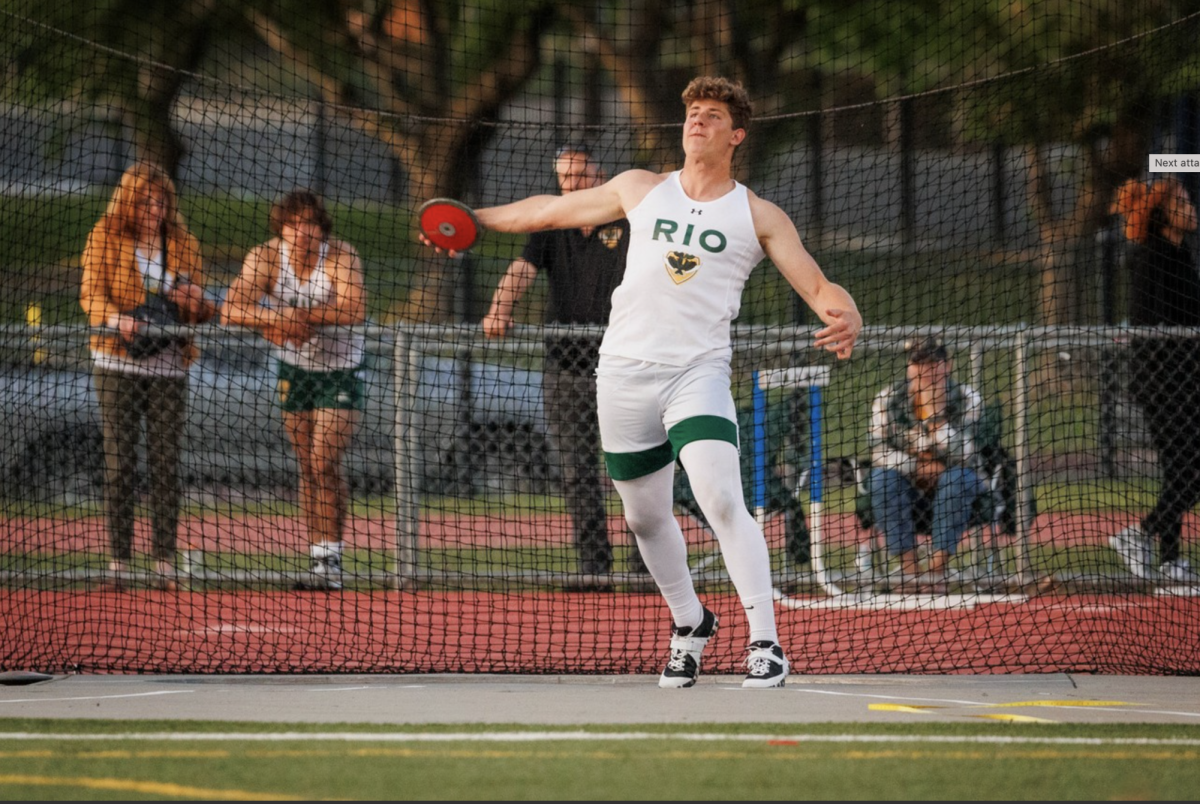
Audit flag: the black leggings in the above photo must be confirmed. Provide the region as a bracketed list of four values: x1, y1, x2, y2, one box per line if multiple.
[1131, 339, 1200, 564]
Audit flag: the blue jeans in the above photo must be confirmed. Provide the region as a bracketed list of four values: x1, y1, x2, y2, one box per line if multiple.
[868, 466, 986, 557]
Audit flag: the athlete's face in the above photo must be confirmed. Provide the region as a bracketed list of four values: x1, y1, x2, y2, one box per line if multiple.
[682, 100, 745, 157]
[280, 212, 325, 258]
[554, 153, 602, 194]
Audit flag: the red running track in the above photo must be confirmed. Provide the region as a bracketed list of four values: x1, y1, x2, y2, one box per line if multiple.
[2, 590, 1198, 675]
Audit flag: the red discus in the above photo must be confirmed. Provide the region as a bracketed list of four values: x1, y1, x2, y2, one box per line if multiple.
[417, 198, 481, 252]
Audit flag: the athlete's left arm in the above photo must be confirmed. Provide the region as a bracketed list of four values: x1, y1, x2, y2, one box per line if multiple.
[304, 240, 367, 327]
[753, 195, 862, 360]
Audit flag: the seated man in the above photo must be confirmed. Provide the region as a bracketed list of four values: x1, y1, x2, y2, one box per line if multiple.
[867, 336, 987, 580]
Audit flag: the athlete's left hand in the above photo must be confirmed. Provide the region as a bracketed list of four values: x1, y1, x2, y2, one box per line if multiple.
[813, 308, 861, 360]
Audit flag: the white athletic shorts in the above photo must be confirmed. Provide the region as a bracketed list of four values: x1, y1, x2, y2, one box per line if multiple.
[596, 355, 739, 481]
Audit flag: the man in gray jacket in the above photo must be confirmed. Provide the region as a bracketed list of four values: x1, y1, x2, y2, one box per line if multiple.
[866, 337, 987, 582]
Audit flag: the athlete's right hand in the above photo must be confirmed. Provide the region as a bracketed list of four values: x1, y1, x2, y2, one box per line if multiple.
[267, 307, 314, 346]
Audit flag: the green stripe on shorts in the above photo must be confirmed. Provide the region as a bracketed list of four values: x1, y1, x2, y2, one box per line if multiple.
[605, 441, 675, 481]
[667, 415, 738, 456]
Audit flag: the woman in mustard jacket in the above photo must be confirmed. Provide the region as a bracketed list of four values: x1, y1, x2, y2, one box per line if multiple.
[80, 162, 215, 588]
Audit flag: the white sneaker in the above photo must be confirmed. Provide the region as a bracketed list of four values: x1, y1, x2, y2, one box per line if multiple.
[1159, 559, 1200, 585]
[742, 641, 789, 689]
[1109, 526, 1154, 579]
[659, 607, 719, 689]
[299, 555, 343, 590]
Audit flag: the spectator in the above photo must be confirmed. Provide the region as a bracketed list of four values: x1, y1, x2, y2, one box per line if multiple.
[1110, 176, 1200, 584]
[80, 162, 215, 589]
[866, 337, 987, 586]
[481, 144, 643, 577]
[222, 189, 367, 590]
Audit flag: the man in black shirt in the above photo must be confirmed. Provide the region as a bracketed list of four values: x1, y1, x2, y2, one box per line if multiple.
[482, 145, 643, 576]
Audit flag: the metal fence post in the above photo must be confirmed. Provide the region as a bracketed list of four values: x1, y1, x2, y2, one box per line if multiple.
[392, 326, 419, 588]
[1012, 328, 1032, 584]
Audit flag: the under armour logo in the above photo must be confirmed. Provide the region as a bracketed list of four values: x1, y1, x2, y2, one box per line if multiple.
[691, 208, 703, 215]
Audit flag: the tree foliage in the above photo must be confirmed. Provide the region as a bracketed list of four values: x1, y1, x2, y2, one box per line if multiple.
[7, 0, 1200, 324]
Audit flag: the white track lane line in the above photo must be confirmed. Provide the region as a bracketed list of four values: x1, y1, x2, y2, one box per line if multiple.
[0, 691, 193, 705]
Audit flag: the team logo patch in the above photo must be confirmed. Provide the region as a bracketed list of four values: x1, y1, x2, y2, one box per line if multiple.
[664, 251, 701, 284]
[598, 226, 623, 250]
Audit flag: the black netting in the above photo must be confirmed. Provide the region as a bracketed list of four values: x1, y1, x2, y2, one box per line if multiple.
[2, 2, 1199, 675]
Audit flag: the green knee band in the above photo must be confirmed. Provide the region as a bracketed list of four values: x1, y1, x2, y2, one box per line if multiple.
[605, 441, 674, 481]
[668, 415, 739, 457]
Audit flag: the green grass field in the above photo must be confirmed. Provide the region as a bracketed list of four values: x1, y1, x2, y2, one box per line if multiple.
[0, 719, 1196, 800]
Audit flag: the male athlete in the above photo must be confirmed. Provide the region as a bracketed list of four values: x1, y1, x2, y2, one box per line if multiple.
[422, 77, 861, 688]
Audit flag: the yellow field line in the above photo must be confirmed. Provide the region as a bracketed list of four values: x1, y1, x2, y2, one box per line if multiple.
[868, 704, 939, 714]
[868, 699, 1138, 721]
[982, 700, 1133, 708]
[0, 774, 304, 800]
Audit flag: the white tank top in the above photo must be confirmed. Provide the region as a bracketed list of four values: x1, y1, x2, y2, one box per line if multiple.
[599, 171, 766, 366]
[267, 240, 364, 371]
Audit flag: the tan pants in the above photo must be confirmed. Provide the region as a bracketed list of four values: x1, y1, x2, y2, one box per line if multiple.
[93, 368, 186, 562]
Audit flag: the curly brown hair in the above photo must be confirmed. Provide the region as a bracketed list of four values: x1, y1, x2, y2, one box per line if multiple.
[269, 188, 333, 239]
[681, 76, 753, 132]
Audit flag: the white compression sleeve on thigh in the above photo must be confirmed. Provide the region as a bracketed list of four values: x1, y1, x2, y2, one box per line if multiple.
[678, 440, 778, 644]
[613, 463, 704, 630]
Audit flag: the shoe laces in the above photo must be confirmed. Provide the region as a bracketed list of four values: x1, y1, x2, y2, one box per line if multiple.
[666, 648, 690, 673]
[745, 644, 780, 677]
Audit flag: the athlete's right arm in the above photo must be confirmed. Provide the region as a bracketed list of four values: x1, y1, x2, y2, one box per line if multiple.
[221, 244, 272, 328]
[478, 169, 657, 234]
[221, 243, 310, 342]
[482, 257, 537, 339]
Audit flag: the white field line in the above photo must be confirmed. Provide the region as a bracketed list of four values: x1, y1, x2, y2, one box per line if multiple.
[0, 732, 1198, 746]
[777, 593, 1028, 610]
[0, 691, 193, 705]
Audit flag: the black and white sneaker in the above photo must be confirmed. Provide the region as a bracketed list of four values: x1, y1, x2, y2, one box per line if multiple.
[742, 640, 789, 689]
[658, 607, 719, 689]
[298, 555, 343, 590]
[1110, 525, 1154, 580]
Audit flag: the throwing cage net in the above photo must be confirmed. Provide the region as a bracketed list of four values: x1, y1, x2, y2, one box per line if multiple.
[2, 1, 1199, 674]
